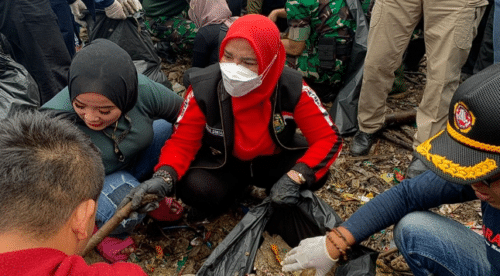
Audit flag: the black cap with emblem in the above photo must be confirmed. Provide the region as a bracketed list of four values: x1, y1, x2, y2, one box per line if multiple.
[414, 63, 500, 185]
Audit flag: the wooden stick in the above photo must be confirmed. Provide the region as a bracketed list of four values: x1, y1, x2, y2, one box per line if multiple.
[381, 131, 413, 151]
[403, 75, 421, 85]
[387, 129, 413, 145]
[379, 247, 399, 258]
[384, 109, 417, 126]
[82, 194, 158, 256]
[400, 125, 415, 141]
[344, 154, 393, 162]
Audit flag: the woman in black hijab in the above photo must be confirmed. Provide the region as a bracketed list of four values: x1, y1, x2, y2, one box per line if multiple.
[42, 39, 183, 262]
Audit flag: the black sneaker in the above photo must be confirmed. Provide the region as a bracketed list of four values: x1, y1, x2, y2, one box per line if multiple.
[349, 130, 378, 156]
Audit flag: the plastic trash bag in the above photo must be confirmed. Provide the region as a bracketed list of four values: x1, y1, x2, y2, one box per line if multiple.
[85, 12, 173, 90]
[197, 198, 272, 275]
[0, 51, 40, 119]
[329, 0, 369, 135]
[197, 190, 378, 276]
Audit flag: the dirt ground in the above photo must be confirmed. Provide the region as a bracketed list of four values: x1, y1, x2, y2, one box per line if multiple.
[85, 55, 483, 276]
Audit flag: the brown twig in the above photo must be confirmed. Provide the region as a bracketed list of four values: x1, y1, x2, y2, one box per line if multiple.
[379, 247, 399, 258]
[404, 71, 425, 76]
[82, 194, 158, 256]
[384, 109, 417, 127]
[403, 75, 421, 85]
[381, 131, 413, 151]
[373, 138, 381, 155]
[344, 154, 393, 162]
[400, 125, 415, 140]
[387, 129, 413, 145]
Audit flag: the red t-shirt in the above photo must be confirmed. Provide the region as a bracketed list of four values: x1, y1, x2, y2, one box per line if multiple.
[0, 248, 147, 276]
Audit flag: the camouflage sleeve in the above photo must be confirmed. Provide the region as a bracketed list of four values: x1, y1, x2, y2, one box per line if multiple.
[246, 0, 263, 14]
[320, 0, 356, 40]
[286, 0, 315, 41]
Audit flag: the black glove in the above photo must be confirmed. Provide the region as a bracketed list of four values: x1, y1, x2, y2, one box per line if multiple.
[117, 170, 174, 213]
[270, 173, 301, 205]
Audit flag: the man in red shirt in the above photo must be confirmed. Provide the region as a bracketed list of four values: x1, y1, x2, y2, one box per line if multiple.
[0, 110, 146, 276]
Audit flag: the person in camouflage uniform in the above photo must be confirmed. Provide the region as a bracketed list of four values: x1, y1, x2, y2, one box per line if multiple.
[142, 0, 198, 56]
[269, 0, 357, 101]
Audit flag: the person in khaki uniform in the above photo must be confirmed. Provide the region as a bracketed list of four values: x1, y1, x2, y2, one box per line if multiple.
[349, 0, 489, 177]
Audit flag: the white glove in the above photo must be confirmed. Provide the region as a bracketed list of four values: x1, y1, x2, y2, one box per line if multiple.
[117, 0, 142, 16]
[282, 236, 337, 276]
[104, 0, 127, 20]
[69, 0, 88, 26]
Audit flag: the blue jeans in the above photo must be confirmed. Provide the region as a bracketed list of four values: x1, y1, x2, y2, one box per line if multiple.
[394, 211, 493, 276]
[95, 120, 172, 237]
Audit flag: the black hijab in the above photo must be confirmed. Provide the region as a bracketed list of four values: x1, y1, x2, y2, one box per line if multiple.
[69, 39, 138, 115]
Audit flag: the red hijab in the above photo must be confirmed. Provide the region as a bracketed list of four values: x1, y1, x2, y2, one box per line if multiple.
[219, 14, 286, 160]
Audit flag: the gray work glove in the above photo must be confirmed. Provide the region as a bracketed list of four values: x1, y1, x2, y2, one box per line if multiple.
[282, 235, 337, 276]
[117, 169, 174, 213]
[104, 0, 127, 20]
[117, 0, 142, 16]
[269, 174, 300, 205]
[69, 0, 88, 26]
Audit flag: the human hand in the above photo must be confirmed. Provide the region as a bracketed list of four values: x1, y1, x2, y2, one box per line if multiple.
[269, 173, 300, 205]
[117, 0, 142, 17]
[104, 0, 127, 20]
[282, 236, 337, 276]
[69, 0, 87, 26]
[117, 171, 174, 213]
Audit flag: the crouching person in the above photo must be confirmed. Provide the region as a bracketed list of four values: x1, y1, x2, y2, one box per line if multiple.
[0, 110, 146, 275]
[282, 63, 500, 276]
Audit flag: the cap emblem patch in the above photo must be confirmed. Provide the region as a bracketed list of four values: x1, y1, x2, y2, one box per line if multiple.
[454, 102, 475, 133]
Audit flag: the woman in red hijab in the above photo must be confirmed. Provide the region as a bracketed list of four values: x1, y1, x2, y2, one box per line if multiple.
[119, 14, 343, 220]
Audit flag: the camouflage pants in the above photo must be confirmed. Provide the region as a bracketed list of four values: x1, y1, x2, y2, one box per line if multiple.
[285, 52, 347, 90]
[144, 14, 198, 56]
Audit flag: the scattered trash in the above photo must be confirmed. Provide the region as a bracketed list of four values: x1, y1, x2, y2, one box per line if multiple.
[270, 244, 282, 264]
[380, 173, 394, 184]
[393, 168, 405, 183]
[177, 256, 188, 272]
[342, 193, 357, 201]
[359, 192, 375, 204]
[191, 237, 202, 247]
[172, 82, 186, 94]
[465, 221, 483, 235]
[155, 245, 163, 259]
[363, 160, 379, 171]
[359, 196, 370, 203]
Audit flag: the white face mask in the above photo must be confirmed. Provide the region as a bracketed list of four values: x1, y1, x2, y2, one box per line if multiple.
[220, 55, 277, 97]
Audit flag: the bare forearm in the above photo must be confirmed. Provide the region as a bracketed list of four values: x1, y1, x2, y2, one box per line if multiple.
[269, 8, 287, 20]
[282, 38, 306, 56]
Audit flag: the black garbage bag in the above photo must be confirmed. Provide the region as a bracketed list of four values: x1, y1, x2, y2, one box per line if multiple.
[0, 52, 40, 119]
[197, 190, 378, 276]
[85, 12, 173, 90]
[266, 190, 342, 248]
[197, 198, 273, 275]
[329, 0, 369, 135]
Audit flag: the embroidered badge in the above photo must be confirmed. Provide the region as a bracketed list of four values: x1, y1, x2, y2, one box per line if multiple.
[454, 102, 475, 133]
[273, 114, 285, 133]
[205, 124, 223, 137]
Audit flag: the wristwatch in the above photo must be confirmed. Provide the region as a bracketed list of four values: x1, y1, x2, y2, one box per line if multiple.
[153, 170, 173, 185]
[288, 170, 306, 185]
